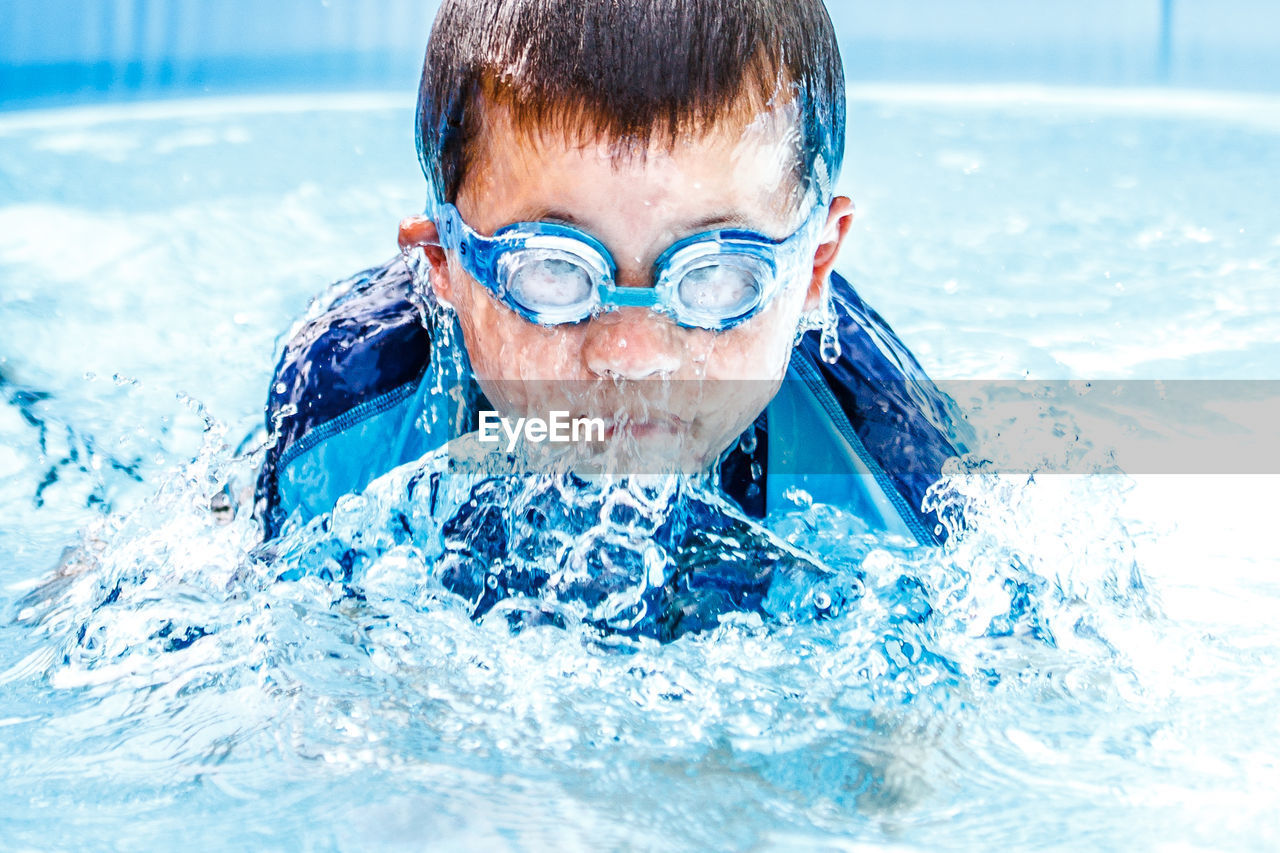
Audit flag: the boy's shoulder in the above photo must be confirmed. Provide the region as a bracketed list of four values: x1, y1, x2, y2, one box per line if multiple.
[255, 257, 434, 535]
[266, 257, 430, 453]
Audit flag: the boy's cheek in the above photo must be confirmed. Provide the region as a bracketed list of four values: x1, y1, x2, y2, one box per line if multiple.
[456, 293, 588, 383]
[698, 312, 799, 383]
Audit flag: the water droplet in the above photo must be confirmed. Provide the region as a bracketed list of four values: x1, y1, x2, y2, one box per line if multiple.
[820, 320, 842, 364]
[783, 486, 813, 508]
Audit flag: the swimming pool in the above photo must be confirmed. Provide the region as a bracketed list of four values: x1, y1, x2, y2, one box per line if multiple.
[2, 87, 1279, 848]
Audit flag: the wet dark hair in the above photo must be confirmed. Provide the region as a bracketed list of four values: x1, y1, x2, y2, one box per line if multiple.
[415, 0, 846, 207]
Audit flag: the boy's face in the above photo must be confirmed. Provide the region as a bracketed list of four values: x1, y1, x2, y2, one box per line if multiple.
[402, 99, 853, 474]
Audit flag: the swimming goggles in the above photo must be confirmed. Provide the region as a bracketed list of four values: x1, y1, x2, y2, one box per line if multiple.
[431, 200, 828, 331]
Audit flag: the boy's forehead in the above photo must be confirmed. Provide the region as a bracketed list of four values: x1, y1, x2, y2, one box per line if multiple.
[462, 90, 807, 218]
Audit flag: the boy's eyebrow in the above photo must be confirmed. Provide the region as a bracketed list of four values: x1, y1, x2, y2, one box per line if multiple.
[515, 207, 755, 232]
[684, 211, 754, 231]
[520, 207, 588, 227]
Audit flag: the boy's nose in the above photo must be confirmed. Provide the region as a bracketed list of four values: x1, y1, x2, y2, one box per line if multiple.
[582, 307, 683, 380]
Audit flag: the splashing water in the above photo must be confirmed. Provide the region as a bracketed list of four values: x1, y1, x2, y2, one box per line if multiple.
[2, 387, 1221, 848]
[3, 90, 1280, 848]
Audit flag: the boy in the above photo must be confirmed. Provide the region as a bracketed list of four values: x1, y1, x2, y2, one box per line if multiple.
[256, 0, 959, 562]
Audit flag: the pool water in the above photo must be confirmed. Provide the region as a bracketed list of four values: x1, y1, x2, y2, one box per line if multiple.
[2, 88, 1279, 849]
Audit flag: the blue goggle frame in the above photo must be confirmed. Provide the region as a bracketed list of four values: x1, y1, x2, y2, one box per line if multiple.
[432, 200, 828, 331]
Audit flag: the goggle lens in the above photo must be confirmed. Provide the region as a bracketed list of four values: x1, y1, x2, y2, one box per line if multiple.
[675, 259, 764, 318]
[505, 251, 596, 309]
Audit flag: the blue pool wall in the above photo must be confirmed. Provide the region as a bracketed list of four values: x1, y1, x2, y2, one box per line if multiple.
[2, 0, 1279, 110]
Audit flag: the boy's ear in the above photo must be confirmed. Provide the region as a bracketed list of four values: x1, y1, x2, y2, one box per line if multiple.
[803, 196, 856, 314]
[398, 215, 455, 305]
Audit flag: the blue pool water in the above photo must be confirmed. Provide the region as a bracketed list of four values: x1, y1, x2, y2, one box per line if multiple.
[2, 88, 1279, 848]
